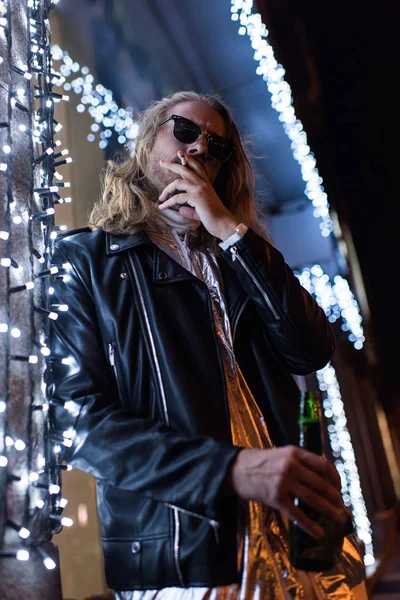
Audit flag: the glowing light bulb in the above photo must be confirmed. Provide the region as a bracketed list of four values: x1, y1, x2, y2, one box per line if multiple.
[14, 439, 26, 451]
[19, 527, 30, 539]
[43, 557, 56, 570]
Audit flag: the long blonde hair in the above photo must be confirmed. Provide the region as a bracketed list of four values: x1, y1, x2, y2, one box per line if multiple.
[89, 91, 262, 248]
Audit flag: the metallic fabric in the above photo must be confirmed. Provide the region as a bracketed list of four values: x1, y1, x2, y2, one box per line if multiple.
[115, 228, 366, 600]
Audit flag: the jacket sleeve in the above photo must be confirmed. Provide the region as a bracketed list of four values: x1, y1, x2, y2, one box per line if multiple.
[48, 241, 239, 522]
[221, 229, 336, 374]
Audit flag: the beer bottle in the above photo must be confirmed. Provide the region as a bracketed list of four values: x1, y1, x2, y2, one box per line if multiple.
[289, 390, 336, 571]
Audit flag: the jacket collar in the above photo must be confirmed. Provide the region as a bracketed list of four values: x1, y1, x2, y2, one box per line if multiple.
[105, 230, 195, 283]
[105, 230, 152, 256]
[104, 229, 246, 312]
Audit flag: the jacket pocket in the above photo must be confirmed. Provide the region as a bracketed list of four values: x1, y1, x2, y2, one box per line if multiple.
[102, 533, 174, 590]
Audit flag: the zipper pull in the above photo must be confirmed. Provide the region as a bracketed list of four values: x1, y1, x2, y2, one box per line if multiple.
[210, 520, 220, 544]
[108, 343, 115, 367]
[230, 246, 238, 262]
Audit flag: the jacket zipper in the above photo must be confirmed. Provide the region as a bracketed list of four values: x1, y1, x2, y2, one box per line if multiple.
[232, 297, 249, 341]
[164, 503, 220, 544]
[230, 246, 281, 321]
[128, 255, 170, 427]
[108, 343, 123, 403]
[129, 255, 188, 584]
[172, 509, 185, 586]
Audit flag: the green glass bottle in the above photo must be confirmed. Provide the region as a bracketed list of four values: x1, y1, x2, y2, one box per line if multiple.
[289, 390, 336, 571]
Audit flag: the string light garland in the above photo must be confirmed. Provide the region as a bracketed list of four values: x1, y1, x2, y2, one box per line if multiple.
[0, 0, 72, 574]
[50, 44, 139, 152]
[295, 267, 373, 564]
[316, 365, 375, 567]
[296, 266, 365, 350]
[231, 0, 333, 238]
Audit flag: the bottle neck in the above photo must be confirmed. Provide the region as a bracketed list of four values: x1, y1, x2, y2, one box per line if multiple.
[299, 390, 321, 424]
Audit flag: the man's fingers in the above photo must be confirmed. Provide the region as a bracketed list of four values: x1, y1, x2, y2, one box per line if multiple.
[159, 159, 199, 182]
[296, 448, 341, 490]
[281, 498, 324, 539]
[177, 153, 210, 182]
[178, 205, 200, 220]
[159, 179, 194, 203]
[294, 460, 343, 508]
[292, 480, 346, 525]
[159, 193, 191, 211]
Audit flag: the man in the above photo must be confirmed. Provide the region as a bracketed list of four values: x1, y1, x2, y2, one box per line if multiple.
[49, 91, 366, 599]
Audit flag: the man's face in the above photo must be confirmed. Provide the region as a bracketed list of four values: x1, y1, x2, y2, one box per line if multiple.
[145, 100, 227, 199]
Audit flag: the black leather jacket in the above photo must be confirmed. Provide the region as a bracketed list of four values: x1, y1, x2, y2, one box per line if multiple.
[49, 227, 335, 591]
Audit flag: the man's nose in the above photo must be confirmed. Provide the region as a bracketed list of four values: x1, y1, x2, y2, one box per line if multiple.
[186, 133, 208, 156]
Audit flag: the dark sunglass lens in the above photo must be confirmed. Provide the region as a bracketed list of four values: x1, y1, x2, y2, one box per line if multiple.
[208, 136, 233, 162]
[173, 118, 199, 144]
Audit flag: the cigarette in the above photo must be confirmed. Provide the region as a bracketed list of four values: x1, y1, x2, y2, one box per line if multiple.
[179, 154, 187, 166]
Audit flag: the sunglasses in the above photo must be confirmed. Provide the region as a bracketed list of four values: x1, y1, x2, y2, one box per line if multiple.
[158, 115, 235, 162]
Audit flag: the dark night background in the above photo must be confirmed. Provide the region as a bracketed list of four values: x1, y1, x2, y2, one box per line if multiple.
[256, 0, 400, 417]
